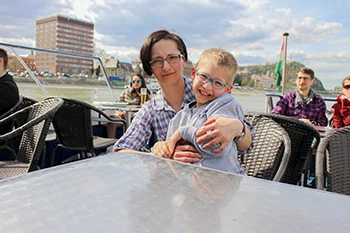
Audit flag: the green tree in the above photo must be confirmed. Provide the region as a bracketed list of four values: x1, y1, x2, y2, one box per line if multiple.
[248, 79, 255, 87]
[8, 58, 21, 71]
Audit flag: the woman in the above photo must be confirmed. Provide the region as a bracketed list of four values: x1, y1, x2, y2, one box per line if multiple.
[119, 73, 151, 107]
[332, 76, 350, 128]
[107, 74, 151, 138]
[114, 29, 252, 163]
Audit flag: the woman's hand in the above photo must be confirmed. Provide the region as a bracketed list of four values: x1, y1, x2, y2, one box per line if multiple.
[172, 140, 202, 163]
[196, 116, 247, 152]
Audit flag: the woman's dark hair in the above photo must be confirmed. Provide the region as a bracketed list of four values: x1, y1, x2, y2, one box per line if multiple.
[131, 73, 151, 95]
[140, 29, 188, 76]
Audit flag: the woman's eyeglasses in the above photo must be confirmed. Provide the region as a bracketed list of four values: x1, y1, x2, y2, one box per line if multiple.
[132, 80, 141, 84]
[149, 54, 183, 69]
[195, 71, 229, 90]
[343, 84, 350, 90]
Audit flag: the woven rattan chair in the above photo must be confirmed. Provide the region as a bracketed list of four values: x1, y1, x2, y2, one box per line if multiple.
[0, 98, 63, 179]
[0, 94, 23, 159]
[316, 126, 350, 195]
[261, 113, 321, 185]
[48, 97, 126, 166]
[241, 114, 291, 181]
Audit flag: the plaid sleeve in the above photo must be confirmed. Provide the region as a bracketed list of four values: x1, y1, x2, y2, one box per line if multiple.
[238, 119, 255, 155]
[114, 105, 153, 151]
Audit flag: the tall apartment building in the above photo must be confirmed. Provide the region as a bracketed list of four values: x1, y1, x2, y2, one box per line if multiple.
[36, 14, 94, 75]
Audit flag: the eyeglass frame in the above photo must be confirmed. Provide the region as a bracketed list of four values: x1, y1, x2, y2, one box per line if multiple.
[195, 70, 230, 90]
[132, 80, 141, 84]
[149, 54, 184, 69]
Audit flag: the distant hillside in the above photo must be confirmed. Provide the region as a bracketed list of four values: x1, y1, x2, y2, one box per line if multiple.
[234, 61, 326, 91]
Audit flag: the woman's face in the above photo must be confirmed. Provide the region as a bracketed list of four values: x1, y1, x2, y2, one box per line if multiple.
[342, 79, 350, 99]
[132, 75, 142, 89]
[150, 39, 186, 87]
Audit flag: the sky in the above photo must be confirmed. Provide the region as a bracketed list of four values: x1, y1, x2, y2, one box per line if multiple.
[1, 0, 349, 89]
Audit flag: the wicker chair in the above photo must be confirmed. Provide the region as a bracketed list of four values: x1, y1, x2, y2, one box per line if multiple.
[241, 114, 291, 181]
[0, 94, 23, 159]
[315, 126, 350, 195]
[261, 113, 321, 185]
[48, 97, 126, 166]
[0, 98, 63, 179]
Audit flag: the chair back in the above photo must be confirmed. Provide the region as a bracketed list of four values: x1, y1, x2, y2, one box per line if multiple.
[50, 98, 95, 153]
[316, 126, 350, 195]
[0, 94, 23, 158]
[261, 113, 320, 185]
[0, 94, 23, 120]
[0, 98, 63, 177]
[242, 114, 291, 181]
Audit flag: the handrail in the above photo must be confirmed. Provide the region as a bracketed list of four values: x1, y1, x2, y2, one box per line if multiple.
[0, 42, 118, 101]
[265, 93, 337, 117]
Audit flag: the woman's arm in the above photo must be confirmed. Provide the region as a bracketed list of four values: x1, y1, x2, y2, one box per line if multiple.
[195, 116, 252, 153]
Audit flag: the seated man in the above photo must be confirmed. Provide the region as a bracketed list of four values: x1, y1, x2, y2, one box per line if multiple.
[0, 47, 19, 116]
[271, 67, 327, 126]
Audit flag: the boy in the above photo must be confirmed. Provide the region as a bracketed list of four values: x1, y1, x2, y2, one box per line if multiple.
[153, 48, 246, 174]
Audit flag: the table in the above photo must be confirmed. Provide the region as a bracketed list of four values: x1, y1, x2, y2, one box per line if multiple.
[93, 102, 141, 128]
[0, 152, 349, 232]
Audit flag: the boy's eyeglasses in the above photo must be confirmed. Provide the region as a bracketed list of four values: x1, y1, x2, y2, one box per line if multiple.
[195, 71, 229, 90]
[132, 80, 141, 84]
[149, 54, 183, 69]
[343, 84, 350, 90]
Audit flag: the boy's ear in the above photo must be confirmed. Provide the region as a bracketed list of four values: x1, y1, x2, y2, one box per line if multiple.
[225, 84, 233, 93]
[190, 67, 196, 80]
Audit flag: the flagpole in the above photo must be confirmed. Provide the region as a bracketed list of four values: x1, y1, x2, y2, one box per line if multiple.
[281, 32, 289, 95]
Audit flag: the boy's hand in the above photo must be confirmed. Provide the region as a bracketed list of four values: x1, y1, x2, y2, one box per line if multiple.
[152, 141, 172, 158]
[168, 128, 183, 154]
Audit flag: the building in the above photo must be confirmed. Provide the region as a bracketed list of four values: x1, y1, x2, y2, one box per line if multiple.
[104, 57, 133, 79]
[8, 54, 36, 72]
[36, 14, 94, 75]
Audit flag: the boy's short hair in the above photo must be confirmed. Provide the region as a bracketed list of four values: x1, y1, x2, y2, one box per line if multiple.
[297, 67, 314, 79]
[0, 47, 8, 70]
[140, 29, 188, 76]
[342, 76, 350, 87]
[195, 48, 238, 83]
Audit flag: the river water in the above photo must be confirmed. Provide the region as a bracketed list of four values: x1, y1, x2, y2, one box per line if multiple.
[17, 83, 335, 113]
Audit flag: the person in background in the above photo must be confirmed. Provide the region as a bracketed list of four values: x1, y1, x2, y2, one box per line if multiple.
[153, 48, 247, 174]
[0, 47, 19, 116]
[271, 67, 327, 127]
[107, 73, 151, 138]
[331, 76, 350, 128]
[114, 29, 252, 163]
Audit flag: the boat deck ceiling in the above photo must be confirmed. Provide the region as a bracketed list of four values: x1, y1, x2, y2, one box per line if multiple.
[0, 152, 349, 232]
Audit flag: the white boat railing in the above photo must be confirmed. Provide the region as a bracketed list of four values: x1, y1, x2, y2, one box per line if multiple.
[0, 42, 118, 101]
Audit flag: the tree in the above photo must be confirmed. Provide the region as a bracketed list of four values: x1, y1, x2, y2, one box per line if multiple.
[8, 58, 22, 71]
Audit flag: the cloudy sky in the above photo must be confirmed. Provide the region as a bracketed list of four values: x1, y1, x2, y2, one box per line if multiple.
[1, 0, 349, 89]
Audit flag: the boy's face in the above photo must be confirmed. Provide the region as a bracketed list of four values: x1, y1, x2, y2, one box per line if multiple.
[191, 63, 232, 107]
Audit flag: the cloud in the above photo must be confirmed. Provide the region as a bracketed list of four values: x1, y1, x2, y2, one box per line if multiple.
[1, 0, 349, 89]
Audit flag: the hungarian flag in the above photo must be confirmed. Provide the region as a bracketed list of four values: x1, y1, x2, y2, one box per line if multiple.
[274, 42, 284, 93]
